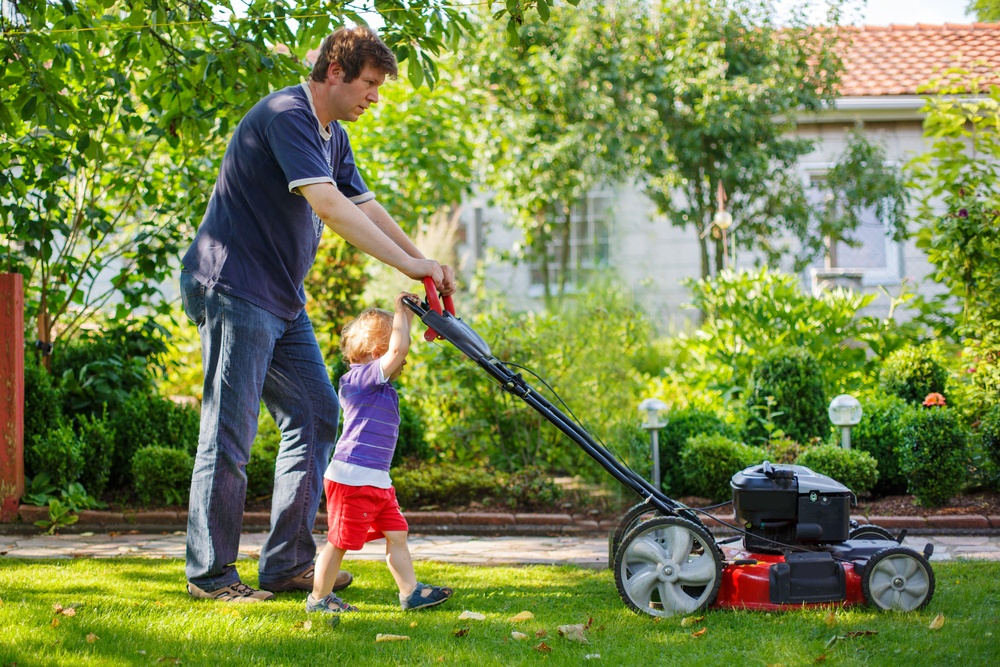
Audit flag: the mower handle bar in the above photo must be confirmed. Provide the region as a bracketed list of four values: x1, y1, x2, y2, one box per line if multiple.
[420, 276, 455, 341]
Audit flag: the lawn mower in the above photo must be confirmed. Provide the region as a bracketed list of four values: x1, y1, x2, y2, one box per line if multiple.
[404, 281, 936, 618]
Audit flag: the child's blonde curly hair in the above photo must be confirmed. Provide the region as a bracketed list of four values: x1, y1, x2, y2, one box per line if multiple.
[340, 308, 394, 364]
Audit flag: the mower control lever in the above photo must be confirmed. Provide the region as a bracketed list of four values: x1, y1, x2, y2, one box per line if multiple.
[421, 276, 456, 341]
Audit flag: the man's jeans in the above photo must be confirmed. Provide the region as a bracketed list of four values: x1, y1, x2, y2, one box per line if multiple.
[180, 272, 339, 590]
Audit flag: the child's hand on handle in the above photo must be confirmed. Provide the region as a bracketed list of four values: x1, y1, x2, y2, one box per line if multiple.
[394, 291, 418, 324]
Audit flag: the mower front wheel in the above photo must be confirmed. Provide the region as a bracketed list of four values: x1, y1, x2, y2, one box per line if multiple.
[613, 516, 723, 618]
[608, 501, 660, 567]
[861, 546, 935, 612]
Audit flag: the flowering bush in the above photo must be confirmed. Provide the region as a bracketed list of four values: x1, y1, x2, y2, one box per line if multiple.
[898, 405, 968, 507]
[923, 392, 946, 407]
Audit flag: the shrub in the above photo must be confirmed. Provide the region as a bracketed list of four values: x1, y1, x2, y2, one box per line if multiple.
[24, 421, 84, 489]
[75, 412, 116, 498]
[403, 283, 656, 481]
[51, 318, 167, 416]
[898, 405, 968, 507]
[879, 344, 949, 405]
[745, 347, 828, 445]
[246, 413, 280, 501]
[980, 404, 1000, 478]
[795, 445, 879, 496]
[657, 408, 737, 495]
[107, 393, 200, 491]
[763, 436, 803, 464]
[502, 466, 563, 510]
[394, 394, 430, 467]
[393, 462, 499, 509]
[680, 434, 766, 502]
[23, 353, 64, 445]
[131, 446, 194, 507]
[851, 394, 910, 496]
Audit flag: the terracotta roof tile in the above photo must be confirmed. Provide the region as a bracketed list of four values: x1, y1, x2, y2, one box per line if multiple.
[835, 24, 1000, 96]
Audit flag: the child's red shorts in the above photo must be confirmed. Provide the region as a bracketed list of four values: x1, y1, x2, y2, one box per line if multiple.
[323, 479, 409, 550]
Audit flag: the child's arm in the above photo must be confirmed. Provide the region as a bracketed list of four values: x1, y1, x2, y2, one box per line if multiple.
[379, 291, 417, 379]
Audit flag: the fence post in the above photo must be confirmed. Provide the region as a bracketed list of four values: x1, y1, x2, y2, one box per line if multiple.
[1, 273, 24, 522]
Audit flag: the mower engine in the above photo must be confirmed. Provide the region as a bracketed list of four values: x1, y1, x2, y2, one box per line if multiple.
[732, 461, 853, 552]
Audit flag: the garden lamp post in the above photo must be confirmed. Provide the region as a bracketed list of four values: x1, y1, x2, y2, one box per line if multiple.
[828, 394, 862, 450]
[639, 398, 668, 489]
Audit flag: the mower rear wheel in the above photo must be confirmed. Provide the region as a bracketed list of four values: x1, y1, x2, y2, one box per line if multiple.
[861, 546, 935, 612]
[849, 525, 897, 542]
[613, 516, 723, 618]
[608, 501, 660, 568]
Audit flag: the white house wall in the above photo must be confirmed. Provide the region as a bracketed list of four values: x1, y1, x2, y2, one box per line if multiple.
[461, 116, 950, 332]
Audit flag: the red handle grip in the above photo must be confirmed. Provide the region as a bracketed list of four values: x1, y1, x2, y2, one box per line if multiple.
[421, 277, 455, 341]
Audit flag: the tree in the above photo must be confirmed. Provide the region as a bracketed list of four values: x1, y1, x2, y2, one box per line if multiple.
[625, 0, 850, 279]
[470, 3, 637, 301]
[0, 0, 474, 359]
[967, 0, 1000, 21]
[908, 67, 1000, 409]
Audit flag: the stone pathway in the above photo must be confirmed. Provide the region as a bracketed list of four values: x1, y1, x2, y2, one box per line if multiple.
[2, 531, 998, 567]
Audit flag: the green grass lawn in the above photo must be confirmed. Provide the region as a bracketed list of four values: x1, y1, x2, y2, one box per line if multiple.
[1, 558, 998, 666]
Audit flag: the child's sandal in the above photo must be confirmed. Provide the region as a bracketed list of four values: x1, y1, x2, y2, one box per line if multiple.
[401, 582, 453, 611]
[306, 592, 358, 613]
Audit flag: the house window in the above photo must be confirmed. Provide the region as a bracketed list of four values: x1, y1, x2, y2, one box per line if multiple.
[804, 171, 901, 289]
[528, 192, 612, 295]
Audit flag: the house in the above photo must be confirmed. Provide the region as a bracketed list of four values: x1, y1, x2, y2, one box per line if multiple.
[456, 23, 1000, 331]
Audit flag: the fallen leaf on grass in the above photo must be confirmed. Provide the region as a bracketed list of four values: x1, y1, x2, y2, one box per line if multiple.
[845, 630, 877, 639]
[292, 620, 312, 632]
[557, 624, 589, 644]
[690, 628, 707, 638]
[824, 610, 836, 627]
[326, 616, 341, 629]
[535, 629, 547, 638]
[376, 634, 410, 642]
[511, 631, 528, 641]
[929, 614, 945, 630]
[50, 618, 60, 628]
[86, 634, 99, 643]
[680, 615, 704, 627]
[453, 627, 469, 638]
[508, 611, 534, 622]
[584, 655, 601, 661]
[409, 621, 418, 628]
[813, 654, 827, 664]
[458, 610, 486, 620]
[533, 642, 552, 653]
[52, 603, 80, 617]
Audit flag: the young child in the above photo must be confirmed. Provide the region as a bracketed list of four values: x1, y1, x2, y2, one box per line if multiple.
[307, 292, 453, 613]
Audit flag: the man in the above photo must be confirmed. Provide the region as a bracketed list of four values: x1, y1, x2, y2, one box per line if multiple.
[179, 25, 455, 601]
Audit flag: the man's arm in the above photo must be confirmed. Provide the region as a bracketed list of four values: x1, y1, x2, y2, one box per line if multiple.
[299, 182, 443, 286]
[358, 199, 457, 295]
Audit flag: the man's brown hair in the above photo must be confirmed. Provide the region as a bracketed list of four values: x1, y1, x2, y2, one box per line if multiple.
[310, 26, 398, 83]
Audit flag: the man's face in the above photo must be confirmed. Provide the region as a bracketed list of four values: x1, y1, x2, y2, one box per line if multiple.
[329, 63, 386, 122]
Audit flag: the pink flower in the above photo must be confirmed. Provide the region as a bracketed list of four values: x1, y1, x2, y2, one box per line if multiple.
[922, 392, 946, 407]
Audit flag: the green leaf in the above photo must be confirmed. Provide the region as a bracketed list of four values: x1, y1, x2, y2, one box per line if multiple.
[408, 50, 424, 89]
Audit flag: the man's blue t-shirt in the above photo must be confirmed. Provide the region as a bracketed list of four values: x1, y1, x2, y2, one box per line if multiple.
[182, 83, 374, 320]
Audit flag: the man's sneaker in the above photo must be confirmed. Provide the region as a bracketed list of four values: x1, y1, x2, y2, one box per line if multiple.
[262, 566, 353, 593]
[187, 581, 275, 602]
